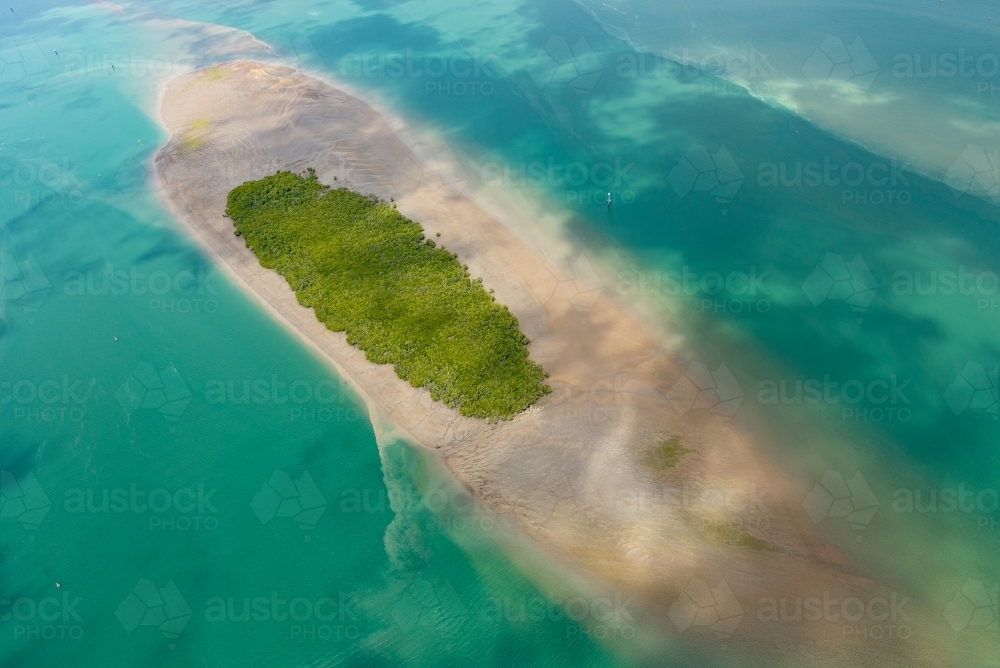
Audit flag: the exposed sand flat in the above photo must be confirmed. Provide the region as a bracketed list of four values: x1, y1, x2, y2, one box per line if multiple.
[154, 60, 955, 665]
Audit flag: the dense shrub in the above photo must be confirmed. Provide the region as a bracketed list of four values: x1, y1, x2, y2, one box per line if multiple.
[226, 171, 549, 419]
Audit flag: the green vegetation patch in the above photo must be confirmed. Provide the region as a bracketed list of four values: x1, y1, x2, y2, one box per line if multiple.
[226, 170, 549, 420]
[705, 522, 778, 552]
[642, 434, 693, 471]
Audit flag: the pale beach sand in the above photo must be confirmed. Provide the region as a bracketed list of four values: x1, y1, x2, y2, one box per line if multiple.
[153, 60, 953, 665]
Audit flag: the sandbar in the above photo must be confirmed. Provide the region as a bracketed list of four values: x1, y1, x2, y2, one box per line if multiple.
[154, 60, 952, 666]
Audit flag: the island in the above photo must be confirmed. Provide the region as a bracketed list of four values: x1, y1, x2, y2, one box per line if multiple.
[153, 60, 952, 667]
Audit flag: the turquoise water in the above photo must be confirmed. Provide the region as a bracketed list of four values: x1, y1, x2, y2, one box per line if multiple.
[2, 0, 999, 666]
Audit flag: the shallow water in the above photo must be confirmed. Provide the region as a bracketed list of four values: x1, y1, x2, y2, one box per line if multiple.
[1, 0, 999, 666]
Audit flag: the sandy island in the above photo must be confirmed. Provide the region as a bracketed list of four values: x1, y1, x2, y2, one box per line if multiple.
[154, 60, 953, 666]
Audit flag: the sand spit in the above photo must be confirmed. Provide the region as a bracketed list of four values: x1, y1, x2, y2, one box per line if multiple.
[154, 60, 954, 665]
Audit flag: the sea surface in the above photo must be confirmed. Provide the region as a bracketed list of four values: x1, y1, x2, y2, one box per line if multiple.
[1, 0, 998, 666]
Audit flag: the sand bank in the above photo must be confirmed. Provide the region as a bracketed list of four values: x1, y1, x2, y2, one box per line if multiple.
[153, 60, 953, 665]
